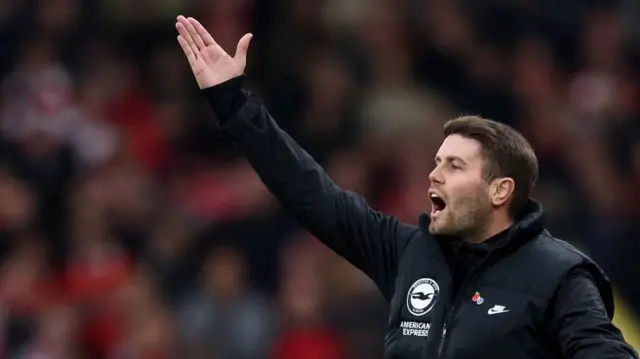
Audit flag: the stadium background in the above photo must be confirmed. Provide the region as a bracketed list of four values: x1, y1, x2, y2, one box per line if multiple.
[0, 0, 638, 358]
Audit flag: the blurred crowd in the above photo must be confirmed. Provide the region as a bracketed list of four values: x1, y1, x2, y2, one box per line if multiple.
[0, 0, 638, 358]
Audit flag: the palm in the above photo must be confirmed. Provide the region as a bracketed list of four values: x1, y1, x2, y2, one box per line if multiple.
[191, 46, 236, 87]
[175, 16, 252, 89]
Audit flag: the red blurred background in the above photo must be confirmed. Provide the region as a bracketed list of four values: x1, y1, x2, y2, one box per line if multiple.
[0, 0, 638, 358]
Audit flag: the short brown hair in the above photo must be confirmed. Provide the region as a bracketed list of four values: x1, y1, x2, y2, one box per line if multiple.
[443, 116, 538, 218]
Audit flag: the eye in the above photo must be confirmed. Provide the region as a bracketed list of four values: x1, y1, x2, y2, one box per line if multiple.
[450, 163, 462, 170]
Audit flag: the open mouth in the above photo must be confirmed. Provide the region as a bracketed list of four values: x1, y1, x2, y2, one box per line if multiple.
[429, 193, 447, 215]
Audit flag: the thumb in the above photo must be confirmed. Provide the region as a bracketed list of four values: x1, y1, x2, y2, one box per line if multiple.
[234, 33, 253, 67]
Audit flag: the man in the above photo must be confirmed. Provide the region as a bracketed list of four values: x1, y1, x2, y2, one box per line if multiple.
[174, 15, 638, 359]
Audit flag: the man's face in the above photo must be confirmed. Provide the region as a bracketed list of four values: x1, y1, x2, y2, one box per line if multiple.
[428, 134, 493, 238]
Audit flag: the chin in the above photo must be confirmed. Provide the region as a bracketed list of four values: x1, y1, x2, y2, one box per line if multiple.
[428, 223, 444, 236]
[428, 221, 458, 237]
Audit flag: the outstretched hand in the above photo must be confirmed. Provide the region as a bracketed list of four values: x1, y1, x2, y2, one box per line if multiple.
[175, 15, 253, 89]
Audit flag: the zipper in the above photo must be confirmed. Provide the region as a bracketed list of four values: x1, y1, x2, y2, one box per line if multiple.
[437, 251, 495, 359]
[437, 315, 449, 356]
[437, 283, 465, 358]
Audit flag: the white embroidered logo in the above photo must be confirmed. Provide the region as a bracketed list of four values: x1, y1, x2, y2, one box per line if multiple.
[487, 305, 510, 315]
[406, 278, 439, 316]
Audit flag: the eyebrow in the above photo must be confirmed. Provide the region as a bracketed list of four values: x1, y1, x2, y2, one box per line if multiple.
[435, 156, 468, 166]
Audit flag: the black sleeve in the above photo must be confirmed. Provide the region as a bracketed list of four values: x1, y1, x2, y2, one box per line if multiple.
[551, 267, 639, 359]
[201, 76, 417, 299]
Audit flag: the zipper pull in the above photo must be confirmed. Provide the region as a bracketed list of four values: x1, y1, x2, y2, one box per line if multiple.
[438, 322, 448, 357]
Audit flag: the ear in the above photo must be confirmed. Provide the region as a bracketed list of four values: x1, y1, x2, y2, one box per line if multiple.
[490, 177, 515, 207]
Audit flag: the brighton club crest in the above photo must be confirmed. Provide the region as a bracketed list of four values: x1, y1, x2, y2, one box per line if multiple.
[406, 278, 440, 316]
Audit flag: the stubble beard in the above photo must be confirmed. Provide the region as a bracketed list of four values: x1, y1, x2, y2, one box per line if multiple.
[429, 192, 492, 241]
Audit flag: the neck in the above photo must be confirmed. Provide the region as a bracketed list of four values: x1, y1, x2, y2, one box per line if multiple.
[466, 212, 514, 243]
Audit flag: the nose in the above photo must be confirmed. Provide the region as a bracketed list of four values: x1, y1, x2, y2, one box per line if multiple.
[429, 166, 444, 185]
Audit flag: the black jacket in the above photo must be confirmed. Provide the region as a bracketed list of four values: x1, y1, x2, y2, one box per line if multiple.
[203, 76, 638, 359]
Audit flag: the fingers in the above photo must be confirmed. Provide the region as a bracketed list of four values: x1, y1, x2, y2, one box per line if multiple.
[177, 35, 196, 66]
[176, 18, 200, 58]
[181, 16, 206, 50]
[234, 33, 253, 67]
[187, 17, 217, 47]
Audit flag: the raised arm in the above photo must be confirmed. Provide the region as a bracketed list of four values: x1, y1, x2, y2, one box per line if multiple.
[174, 16, 416, 298]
